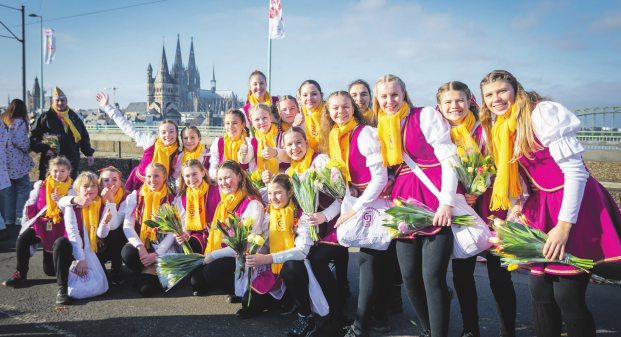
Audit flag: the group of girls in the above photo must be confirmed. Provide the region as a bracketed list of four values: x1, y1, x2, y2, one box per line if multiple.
[4, 69, 620, 337]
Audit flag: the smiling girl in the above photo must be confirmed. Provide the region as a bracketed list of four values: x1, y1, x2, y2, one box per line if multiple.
[348, 80, 373, 124]
[173, 126, 211, 190]
[188, 160, 265, 302]
[318, 91, 390, 337]
[208, 109, 254, 180]
[299, 80, 325, 151]
[173, 159, 221, 255]
[479, 70, 621, 337]
[241, 70, 279, 120]
[277, 95, 306, 132]
[437, 81, 517, 337]
[249, 104, 291, 180]
[120, 163, 177, 297]
[3, 156, 77, 303]
[374, 75, 458, 337]
[96, 93, 180, 193]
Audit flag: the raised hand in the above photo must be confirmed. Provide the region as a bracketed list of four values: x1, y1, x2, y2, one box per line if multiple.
[51, 188, 61, 202]
[101, 185, 116, 203]
[261, 139, 276, 161]
[261, 164, 272, 184]
[293, 111, 305, 127]
[102, 209, 113, 225]
[240, 137, 249, 157]
[95, 92, 109, 109]
[72, 195, 91, 208]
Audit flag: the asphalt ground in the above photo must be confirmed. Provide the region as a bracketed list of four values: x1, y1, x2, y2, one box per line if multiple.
[1, 191, 620, 336]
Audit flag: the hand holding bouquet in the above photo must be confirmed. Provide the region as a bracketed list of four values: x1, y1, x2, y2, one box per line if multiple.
[42, 133, 60, 154]
[215, 213, 255, 279]
[156, 253, 204, 291]
[382, 198, 476, 238]
[488, 216, 594, 273]
[292, 170, 320, 241]
[454, 146, 497, 195]
[143, 204, 193, 255]
[315, 160, 347, 200]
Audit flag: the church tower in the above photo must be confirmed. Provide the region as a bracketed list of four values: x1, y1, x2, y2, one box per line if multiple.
[171, 34, 188, 111]
[147, 63, 154, 107]
[153, 45, 178, 115]
[211, 64, 216, 92]
[27, 76, 41, 112]
[187, 37, 200, 93]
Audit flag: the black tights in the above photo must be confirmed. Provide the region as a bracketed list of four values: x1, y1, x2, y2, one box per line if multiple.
[189, 257, 236, 295]
[15, 228, 55, 277]
[121, 244, 147, 274]
[397, 226, 453, 337]
[99, 226, 126, 270]
[308, 244, 349, 321]
[353, 247, 392, 331]
[52, 237, 74, 288]
[452, 252, 517, 336]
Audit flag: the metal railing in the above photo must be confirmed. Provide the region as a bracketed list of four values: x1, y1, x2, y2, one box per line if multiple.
[85, 125, 226, 138]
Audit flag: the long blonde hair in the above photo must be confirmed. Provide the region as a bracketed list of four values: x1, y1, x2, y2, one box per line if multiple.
[479, 70, 547, 160]
[371, 75, 413, 126]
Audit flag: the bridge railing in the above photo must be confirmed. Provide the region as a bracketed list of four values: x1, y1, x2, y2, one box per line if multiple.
[85, 125, 226, 138]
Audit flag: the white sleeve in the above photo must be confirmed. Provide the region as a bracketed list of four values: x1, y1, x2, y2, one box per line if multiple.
[173, 197, 187, 230]
[556, 154, 588, 224]
[243, 200, 266, 234]
[531, 101, 585, 160]
[211, 246, 235, 259]
[439, 157, 458, 207]
[116, 200, 127, 229]
[420, 107, 458, 161]
[209, 139, 220, 180]
[122, 192, 143, 248]
[97, 203, 117, 238]
[66, 187, 78, 198]
[104, 104, 156, 149]
[173, 153, 183, 185]
[321, 200, 341, 222]
[22, 181, 43, 222]
[64, 206, 85, 261]
[353, 126, 388, 212]
[239, 136, 255, 165]
[259, 187, 269, 205]
[155, 233, 176, 257]
[271, 216, 313, 264]
[57, 196, 74, 209]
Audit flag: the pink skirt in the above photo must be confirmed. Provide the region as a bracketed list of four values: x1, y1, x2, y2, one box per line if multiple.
[125, 166, 144, 193]
[523, 176, 621, 275]
[318, 217, 340, 245]
[251, 269, 283, 294]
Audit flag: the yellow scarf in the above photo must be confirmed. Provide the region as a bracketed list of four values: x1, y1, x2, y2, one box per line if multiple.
[302, 101, 325, 151]
[490, 104, 522, 211]
[53, 106, 81, 143]
[288, 147, 315, 177]
[152, 139, 178, 177]
[139, 183, 168, 248]
[102, 188, 124, 206]
[255, 124, 280, 175]
[328, 118, 357, 182]
[223, 133, 245, 162]
[450, 111, 479, 153]
[205, 189, 246, 253]
[377, 103, 410, 166]
[248, 91, 272, 106]
[45, 176, 72, 224]
[82, 196, 102, 253]
[281, 123, 290, 132]
[269, 200, 296, 274]
[362, 107, 373, 121]
[181, 142, 205, 164]
[185, 181, 209, 231]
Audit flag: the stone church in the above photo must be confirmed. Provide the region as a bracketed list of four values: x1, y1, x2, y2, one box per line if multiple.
[26, 77, 41, 112]
[146, 35, 243, 124]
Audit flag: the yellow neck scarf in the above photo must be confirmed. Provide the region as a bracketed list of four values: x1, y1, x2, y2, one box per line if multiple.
[490, 104, 522, 211]
[362, 107, 373, 121]
[288, 147, 315, 177]
[152, 139, 178, 177]
[223, 133, 245, 162]
[205, 189, 246, 253]
[377, 103, 410, 166]
[139, 183, 168, 248]
[185, 181, 209, 231]
[181, 142, 205, 164]
[303, 101, 325, 151]
[102, 188, 124, 206]
[45, 176, 72, 224]
[53, 106, 81, 143]
[81, 196, 102, 253]
[269, 200, 296, 274]
[281, 123, 290, 132]
[248, 91, 272, 106]
[450, 111, 479, 153]
[328, 118, 357, 182]
[255, 124, 280, 175]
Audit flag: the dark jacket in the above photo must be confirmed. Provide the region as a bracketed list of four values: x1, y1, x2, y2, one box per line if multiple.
[30, 108, 95, 180]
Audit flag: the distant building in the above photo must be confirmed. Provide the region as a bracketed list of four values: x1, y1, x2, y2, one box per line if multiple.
[26, 77, 40, 112]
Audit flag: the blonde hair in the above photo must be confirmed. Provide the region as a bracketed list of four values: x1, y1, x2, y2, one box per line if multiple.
[158, 119, 180, 147]
[436, 81, 479, 120]
[46, 156, 72, 179]
[178, 159, 216, 197]
[371, 75, 413, 126]
[248, 103, 279, 126]
[479, 70, 547, 160]
[318, 91, 370, 154]
[74, 171, 99, 193]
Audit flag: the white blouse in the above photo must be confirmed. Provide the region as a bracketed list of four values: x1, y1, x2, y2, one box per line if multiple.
[531, 101, 588, 224]
[351, 125, 388, 213]
[63, 202, 117, 261]
[120, 191, 177, 256]
[20, 181, 78, 235]
[259, 211, 313, 264]
[210, 199, 266, 260]
[208, 136, 255, 180]
[173, 146, 211, 190]
[57, 196, 123, 231]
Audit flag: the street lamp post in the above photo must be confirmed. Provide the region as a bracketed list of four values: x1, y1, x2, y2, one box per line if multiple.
[104, 87, 118, 107]
[28, 13, 43, 115]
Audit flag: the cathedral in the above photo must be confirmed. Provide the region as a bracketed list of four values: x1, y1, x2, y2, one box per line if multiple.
[26, 77, 41, 112]
[147, 35, 243, 119]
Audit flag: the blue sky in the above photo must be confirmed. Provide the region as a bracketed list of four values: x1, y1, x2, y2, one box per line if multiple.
[1, 0, 620, 126]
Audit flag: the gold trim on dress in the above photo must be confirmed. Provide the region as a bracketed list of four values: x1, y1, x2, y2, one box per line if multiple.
[517, 161, 563, 192]
[319, 241, 342, 246]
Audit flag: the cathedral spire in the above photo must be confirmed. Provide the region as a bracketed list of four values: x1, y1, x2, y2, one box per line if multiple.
[188, 37, 196, 71]
[173, 34, 183, 73]
[211, 63, 216, 92]
[154, 45, 171, 83]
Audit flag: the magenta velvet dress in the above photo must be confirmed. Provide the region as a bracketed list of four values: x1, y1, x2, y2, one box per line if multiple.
[27, 182, 66, 253]
[180, 184, 222, 253]
[125, 144, 179, 193]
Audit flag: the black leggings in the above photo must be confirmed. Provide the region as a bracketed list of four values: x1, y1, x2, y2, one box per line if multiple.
[98, 226, 126, 270]
[353, 247, 392, 330]
[189, 257, 237, 295]
[397, 226, 453, 337]
[120, 243, 151, 274]
[529, 272, 592, 319]
[52, 237, 74, 288]
[308, 244, 349, 321]
[452, 252, 517, 336]
[244, 260, 311, 316]
[15, 228, 56, 277]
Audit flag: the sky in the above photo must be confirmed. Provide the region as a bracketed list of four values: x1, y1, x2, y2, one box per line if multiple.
[1, 0, 620, 127]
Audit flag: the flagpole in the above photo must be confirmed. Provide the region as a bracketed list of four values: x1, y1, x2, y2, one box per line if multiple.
[267, 38, 272, 94]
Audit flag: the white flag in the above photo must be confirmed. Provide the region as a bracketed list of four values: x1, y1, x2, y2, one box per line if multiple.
[43, 28, 55, 64]
[269, 0, 284, 39]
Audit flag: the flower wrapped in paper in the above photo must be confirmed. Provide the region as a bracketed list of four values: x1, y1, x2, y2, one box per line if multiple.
[291, 169, 320, 241]
[453, 145, 497, 196]
[42, 133, 61, 154]
[156, 253, 204, 291]
[315, 159, 347, 200]
[143, 204, 193, 255]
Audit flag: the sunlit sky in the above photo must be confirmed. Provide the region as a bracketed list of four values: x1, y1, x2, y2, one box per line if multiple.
[1, 0, 620, 126]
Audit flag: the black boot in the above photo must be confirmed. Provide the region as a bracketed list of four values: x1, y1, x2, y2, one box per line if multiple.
[386, 284, 403, 314]
[563, 314, 596, 337]
[56, 285, 71, 304]
[287, 313, 316, 337]
[139, 274, 162, 297]
[531, 300, 562, 337]
[3, 271, 27, 287]
[227, 294, 242, 303]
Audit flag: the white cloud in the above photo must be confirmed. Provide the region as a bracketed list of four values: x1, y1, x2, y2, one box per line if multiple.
[590, 10, 621, 32]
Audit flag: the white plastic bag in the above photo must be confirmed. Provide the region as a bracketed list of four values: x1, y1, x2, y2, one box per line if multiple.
[336, 187, 392, 250]
[305, 259, 329, 316]
[401, 153, 492, 258]
[67, 224, 109, 299]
